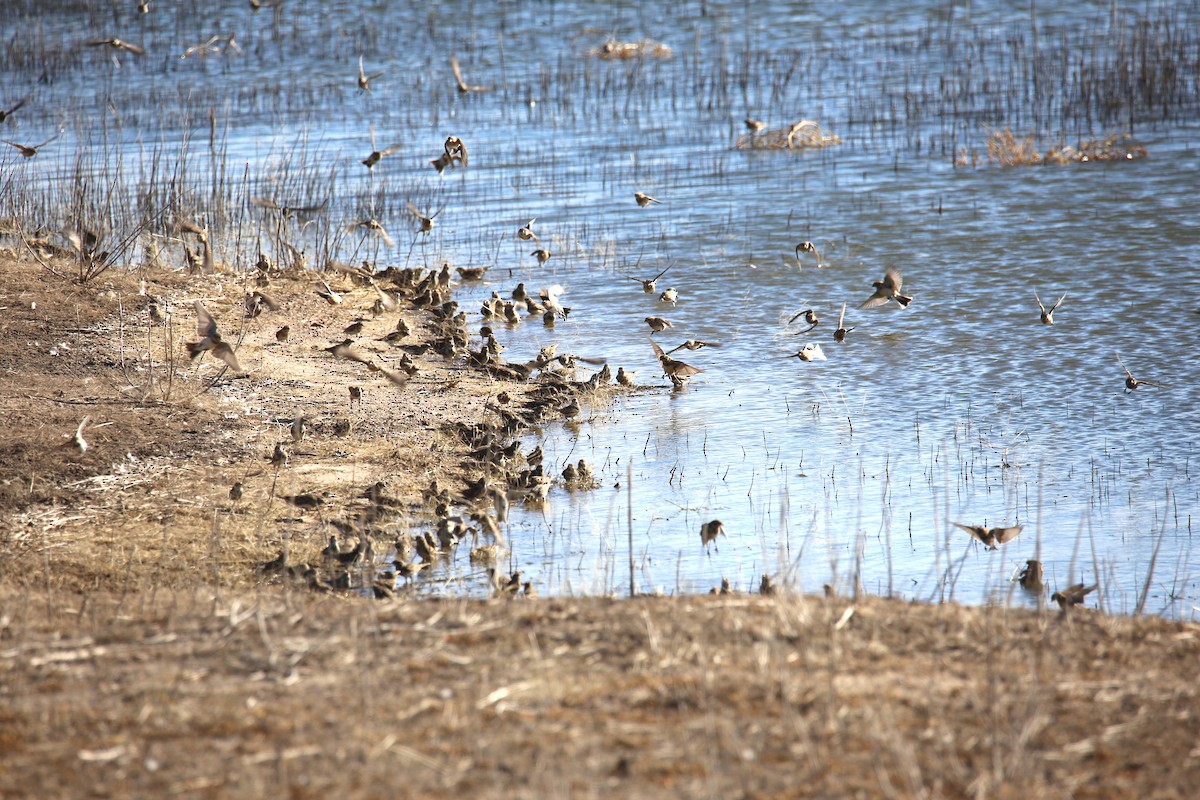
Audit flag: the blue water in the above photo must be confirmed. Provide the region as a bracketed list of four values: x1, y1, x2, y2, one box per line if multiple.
[2, 0, 1197, 615]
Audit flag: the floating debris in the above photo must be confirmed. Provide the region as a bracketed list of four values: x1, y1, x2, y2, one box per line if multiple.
[586, 38, 673, 60]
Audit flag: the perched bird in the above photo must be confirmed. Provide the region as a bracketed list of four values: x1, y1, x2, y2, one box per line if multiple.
[645, 316, 672, 334]
[86, 38, 146, 55]
[759, 574, 777, 596]
[560, 397, 581, 420]
[229, 481, 243, 502]
[186, 301, 242, 372]
[744, 118, 766, 133]
[450, 55, 490, 92]
[627, 265, 671, 293]
[791, 342, 827, 362]
[343, 319, 366, 336]
[1117, 353, 1161, 392]
[658, 287, 678, 306]
[700, 519, 726, 549]
[859, 268, 913, 309]
[531, 248, 552, 265]
[357, 55, 384, 91]
[667, 340, 720, 354]
[517, 219, 538, 241]
[952, 522, 1023, 550]
[1051, 583, 1097, 610]
[269, 442, 287, 468]
[1035, 293, 1065, 325]
[634, 192, 662, 207]
[0, 94, 30, 124]
[2, 131, 61, 158]
[650, 338, 703, 388]
[290, 414, 306, 443]
[795, 241, 822, 268]
[789, 308, 819, 333]
[1018, 559, 1043, 592]
[833, 302, 855, 343]
[616, 367, 636, 386]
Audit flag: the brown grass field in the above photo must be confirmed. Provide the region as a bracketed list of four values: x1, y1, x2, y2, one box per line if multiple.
[1, 250, 1197, 799]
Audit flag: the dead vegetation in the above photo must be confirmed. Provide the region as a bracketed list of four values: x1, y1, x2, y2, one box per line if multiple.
[734, 119, 842, 151]
[957, 128, 1149, 168]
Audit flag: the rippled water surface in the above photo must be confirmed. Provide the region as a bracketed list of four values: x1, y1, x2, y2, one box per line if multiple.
[3, 0, 1198, 615]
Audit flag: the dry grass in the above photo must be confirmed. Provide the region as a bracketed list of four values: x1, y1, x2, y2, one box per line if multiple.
[1, 251, 1198, 798]
[957, 128, 1149, 167]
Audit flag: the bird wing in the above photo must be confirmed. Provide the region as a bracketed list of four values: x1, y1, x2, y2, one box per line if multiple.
[252, 291, 281, 311]
[450, 55, 467, 90]
[648, 337, 666, 361]
[211, 341, 242, 372]
[193, 300, 219, 339]
[837, 302, 847, 328]
[884, 269, 903, 292]
[993, 524, 1023, 544]
[952, 522, 987, 544]
[859, 293, 890, 310]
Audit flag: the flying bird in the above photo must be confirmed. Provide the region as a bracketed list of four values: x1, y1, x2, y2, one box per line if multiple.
[667, 340, 720, 354]
[744, 118, 766, 133]
[1036, 292, 1065, 325]
[1051, 583, 1097, 609]
[517, 219, 537, 241]
[2, 131, 61, 158]
[1017, 559, 1043, 592]
[634, 192, 662, 207]
[794, 241, 822, 268]
[833, 302, 855, 342]
[627, 265, 671, 293]
[405, 202, 438, 233]
[344, 218, 395, 247]
[644, 316, 672, 334]
[650, 338, 703, 388]
[357, 55, 384, 91]
[859, 268, 913, 309]
[658, 287, 677, 306]
[186, 301, 243, 372]
[700, 519, 726, 549]
[789, 308, 819, 333]
[0, 94, 30, 124]
[952, 522, 1023, 550]
[791, 342, 827, 362]
[361, 124, 401, 169]
[450, 55, 490, 92]
[87, 38, 146, 55]
[1117, 353, 1162, 392]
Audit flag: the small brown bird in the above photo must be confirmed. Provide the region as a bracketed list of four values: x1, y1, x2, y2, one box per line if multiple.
[952, 522, 1023, 550]
[361, 125, 402, 169]
[357, 55, 384, 91]
[517, 219, 538, 241]
[1117, 353, 1161, 392]
[349, 386, 362, 406]
[87, 38, 146, 55]
[343, 319, 366, 336]
[275, 325, 290, 342]
[791, 342, 827, 362]
[759, 574, 777, 596]
[269, 442, 287, 468]
[1018, 559, 1043, 592]
[0, 94, 30, 124]
[627, 265, 671, 293]
[345, 218, 395, 247]
[186, 301, 242, 372]
[650, 338, 703, 388]
[329, 341, 409, 388]
[634, 192, 662, 207]
[789, 308, 819, 333]
[860, 268, 913, 309]
[667, 340, 720, 354]
[531, 248, 552, 265]
[616, 367, 636, 386]
[244, 290, 280, 317]
[560, 397, 582, 420]
[450, 55, 490, 92]
[2, 131, 60, 158]
[1036, 293, 1065, 325]
[406, 202, 438, 233]
[833, 302, 855, 343]
[457, 265, 488, 281]
[700, 519, 726, 549]
[795, 241, 822, 268]
[658, 287, 678, 306]
[290, 414, 306, 443]
[1051, 583, 1097, 609]
[645, 316, 672, 334]
[229, 481, 243, 502]
[744, 118, 766, 133]
[442, 135, 467, 167]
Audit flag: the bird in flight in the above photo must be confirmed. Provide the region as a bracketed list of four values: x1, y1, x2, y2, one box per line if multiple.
[859, 268, 913, 309]
[794, 241, 822, 268]
[627, 265, 671, 293]
[0, 94, 30, 124]
[2, 131, 61, 158]
[833, 303, 855, 342]
[952, 522, 1023, 550]
[634, 192, 662, 207]
[1036, 293, 1065, 325]
[450, 55, 490, 93]
[87, 38, 146, 55]
[186, 301, 243, 372]
[357, 55, 384, 91]
[362, 124, 402, 169]
[1116, 353, 1162, 392]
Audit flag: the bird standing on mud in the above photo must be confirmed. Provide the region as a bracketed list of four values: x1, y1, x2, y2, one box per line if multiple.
[859, 269, 913, 309]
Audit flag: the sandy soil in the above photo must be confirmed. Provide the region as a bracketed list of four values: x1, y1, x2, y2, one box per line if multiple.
[1, 249, 1198, 799]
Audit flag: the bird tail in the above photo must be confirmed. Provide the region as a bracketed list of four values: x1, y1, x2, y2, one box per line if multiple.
[895, 294, 914, 308]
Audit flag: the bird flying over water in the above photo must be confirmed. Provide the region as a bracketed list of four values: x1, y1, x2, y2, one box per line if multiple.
[2, 131, 60, 158]
[859, 268, 912, 309]
[1116, 353, 1162, 392]
[795, 241, 821, 268]
[1036, 292, 1065, 325]
[627, 265, 671, 293]
[450, 55, 490, 93]
[833, 302, 854, 342]
[357, 55, 384, 91]
[952, 522, 1022, 550]
[634, 192, 662, 207]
